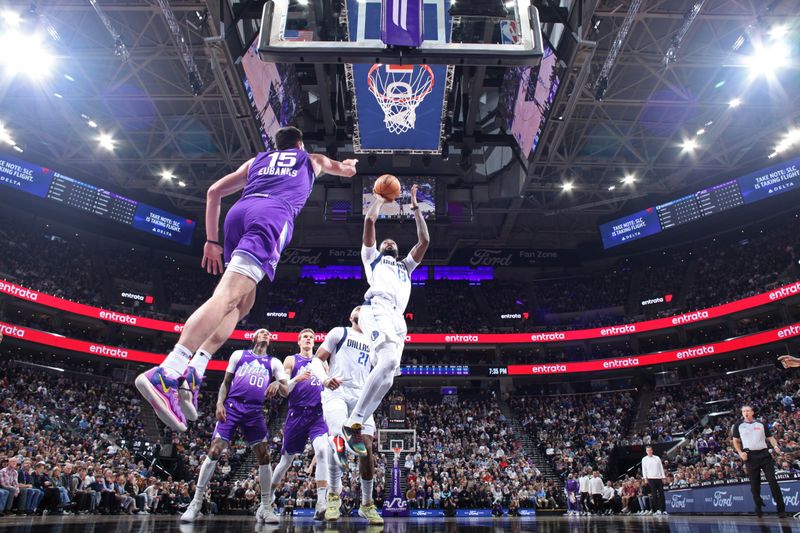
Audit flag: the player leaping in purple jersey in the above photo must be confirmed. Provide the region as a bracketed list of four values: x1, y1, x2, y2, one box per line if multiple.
[180, 328, 288, 524]
[135, 127, 357, 433]
[271, 328, 332, 521]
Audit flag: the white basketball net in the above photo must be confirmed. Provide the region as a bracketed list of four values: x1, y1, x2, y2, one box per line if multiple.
[368, 65, 434, 135]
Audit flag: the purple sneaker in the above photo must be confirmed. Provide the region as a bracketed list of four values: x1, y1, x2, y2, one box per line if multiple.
[135, 367, 187, 432]
[179, 366, 203, 422]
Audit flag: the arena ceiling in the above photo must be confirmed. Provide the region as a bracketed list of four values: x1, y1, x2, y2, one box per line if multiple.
[2, 0, 799, 254]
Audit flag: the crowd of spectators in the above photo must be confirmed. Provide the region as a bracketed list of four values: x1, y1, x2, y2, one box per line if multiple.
[381, 391, 563, 511]
[512, 391, 636, 481]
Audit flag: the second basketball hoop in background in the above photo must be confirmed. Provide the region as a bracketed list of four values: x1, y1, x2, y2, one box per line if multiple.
[367, 64, 434, 134]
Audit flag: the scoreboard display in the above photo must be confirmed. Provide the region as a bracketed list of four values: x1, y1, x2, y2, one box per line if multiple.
[0, 153, 196, 245]
[388, 403, 406, 426]
[600, 156, 800, 249]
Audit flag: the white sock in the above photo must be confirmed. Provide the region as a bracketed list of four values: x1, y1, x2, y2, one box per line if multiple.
[194, 457, 217, 502]
[259, 464, 273, 507]
[328, 461, 342, 495]
[317, 487, 327, 507]
[271, 453, 294, 487]
[361, 478, 373, 506]
[161, 344, 193, 378]
[188, 349, 212, 378]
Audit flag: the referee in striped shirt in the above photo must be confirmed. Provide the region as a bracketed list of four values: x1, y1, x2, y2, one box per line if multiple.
[731, 405, 787, 517]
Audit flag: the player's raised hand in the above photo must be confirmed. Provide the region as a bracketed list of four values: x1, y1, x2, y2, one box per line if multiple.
[410, 184, 419, 208]
[778, 355, 800, 368]
[215, 403, 227, 422]
[202, 241, 224, 275]
[342, 159, 359, 168]
[266, 381, 281, 399]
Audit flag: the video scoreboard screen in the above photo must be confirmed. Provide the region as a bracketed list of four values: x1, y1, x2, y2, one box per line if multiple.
[388, 403, 406, 424]
[599, 156, 800, 249]
[0, 153, 196, 245]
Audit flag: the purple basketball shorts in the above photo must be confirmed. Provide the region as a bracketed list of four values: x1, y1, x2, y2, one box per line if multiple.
[212, 398, 268, 446]
[281, 406, 329, 455]
[223, 196, 294, 282]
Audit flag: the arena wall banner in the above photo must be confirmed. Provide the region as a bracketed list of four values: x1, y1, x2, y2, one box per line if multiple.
[506, 321, 800, 375]
[1, 279, 799, 345]
[2, 320, 800, 375]
[665, 480, 800, 514]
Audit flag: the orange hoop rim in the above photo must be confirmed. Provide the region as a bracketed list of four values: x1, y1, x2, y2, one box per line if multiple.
[367, 64, 435, 104]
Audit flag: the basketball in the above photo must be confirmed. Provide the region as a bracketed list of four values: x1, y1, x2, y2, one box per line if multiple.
[374, 174, 401, 201]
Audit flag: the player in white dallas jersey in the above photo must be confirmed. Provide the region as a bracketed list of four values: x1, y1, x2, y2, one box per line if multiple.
[342, 184, 429, 457]
[308, 306, 382, 524]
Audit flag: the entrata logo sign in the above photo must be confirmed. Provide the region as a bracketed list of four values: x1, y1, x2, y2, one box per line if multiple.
[0, 325, 25, 338]
[600, 324, 636, 336]
[671, 310, 709, 325]
[530, 364, 567, 373]
[265, 311, 296, 319]
[501, 312, 529, 320]
[0, 281, 39, 302]
[603, 358, 639, 369]
[778, 325, 800, 338]
[88, 345, 129, 359]
[99, 310, 138, 326]
[641, 294, 673, 306]
[444, 334, 479, 343]
[121, 292, 153, 304]
[676, 345, 715, 359]
[769, 281, 800, 300]
[531, 332, 565, 342]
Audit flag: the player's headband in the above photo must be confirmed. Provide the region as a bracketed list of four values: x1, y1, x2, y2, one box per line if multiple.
[252, 329, 271, 346]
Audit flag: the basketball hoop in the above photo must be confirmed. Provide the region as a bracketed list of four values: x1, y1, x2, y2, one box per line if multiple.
[391, 445, 404, 462]
[367, 64, 434, 135]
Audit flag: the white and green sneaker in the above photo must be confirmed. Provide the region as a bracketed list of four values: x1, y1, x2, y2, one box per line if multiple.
[325, 494, 342, 521]
[358, 503, 384, 525]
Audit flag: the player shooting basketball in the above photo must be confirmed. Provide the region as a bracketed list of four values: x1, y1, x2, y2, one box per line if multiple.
[342, 180, 429, 456]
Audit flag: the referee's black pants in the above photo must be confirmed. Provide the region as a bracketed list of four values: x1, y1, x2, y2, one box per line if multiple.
[746, 449, 785, 513]
[646, 479, 665, 512]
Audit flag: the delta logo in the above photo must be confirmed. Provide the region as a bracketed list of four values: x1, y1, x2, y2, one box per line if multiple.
[641, 294, 673, 306]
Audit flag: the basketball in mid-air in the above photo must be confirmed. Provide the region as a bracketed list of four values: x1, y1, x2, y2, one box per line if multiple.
[373, 174, 401, 201]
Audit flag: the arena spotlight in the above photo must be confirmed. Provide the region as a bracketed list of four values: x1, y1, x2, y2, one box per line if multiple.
[768, 25, 789, 40]
[0, 122, 15, 145]
[0, 29, 55, 78]
[728, 97, 742, 108]
[769, 128, 800, 158]
[1, 10, 22, 26]
[178, 180, 186, 188]
[608, 185, 616, 191]
[561, 182, 574, 192]
[622, 174, 636, 185]
[744, 40, 791, 78]
[97, 132, 115, 151]
[696, 128, 706, 136]
[681, 138, 698, 153]
[160, 170, 175, 181]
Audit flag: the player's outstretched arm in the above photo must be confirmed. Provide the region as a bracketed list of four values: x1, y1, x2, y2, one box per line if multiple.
[203, 158, 253, 275]
[778, 354, 800, 368]
[363, 194, 386, 248]
[408, 184, 430, 263]
[309, 154, 358, 178]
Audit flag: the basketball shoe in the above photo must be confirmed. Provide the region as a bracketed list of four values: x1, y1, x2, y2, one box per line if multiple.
[179, 367, 203, 422]
[135, 367, 187, 432]
[342, 424, 367, 456]
[358, 503, 384, 525]
[330, 435, 349, 469]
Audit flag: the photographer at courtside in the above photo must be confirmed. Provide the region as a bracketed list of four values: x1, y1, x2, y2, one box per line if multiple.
[731, 405, 787, 518]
